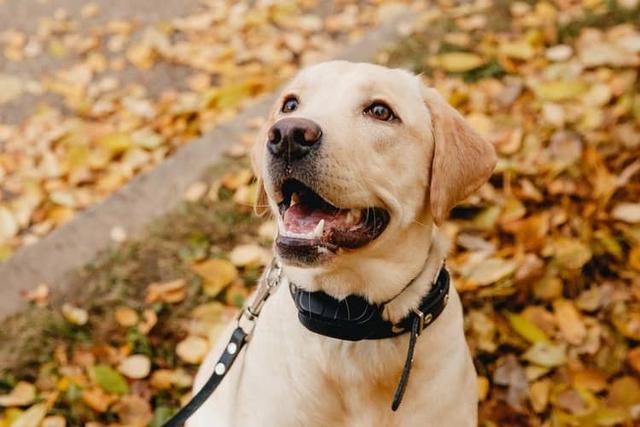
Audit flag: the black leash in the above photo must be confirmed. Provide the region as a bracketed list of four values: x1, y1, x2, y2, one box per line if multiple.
[162, 260, 282, 427]
[163, 327, 247, 426]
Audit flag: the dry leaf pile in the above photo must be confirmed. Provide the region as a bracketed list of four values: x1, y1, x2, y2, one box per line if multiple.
[2, 0, 640, 426]
[379, 0, 640, 425]
[1, 163, 272, 426]
[0, 0, 419, 260]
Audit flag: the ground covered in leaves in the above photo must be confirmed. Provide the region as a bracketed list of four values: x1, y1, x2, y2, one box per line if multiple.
[0, 0, 416, 260]
[2, 0, 640, 426]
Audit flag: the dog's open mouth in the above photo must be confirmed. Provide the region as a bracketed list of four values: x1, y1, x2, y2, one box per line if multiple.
[275, 179, 389, 261]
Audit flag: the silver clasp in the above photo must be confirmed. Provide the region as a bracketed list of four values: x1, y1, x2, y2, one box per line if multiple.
[236, 258, 282, 340]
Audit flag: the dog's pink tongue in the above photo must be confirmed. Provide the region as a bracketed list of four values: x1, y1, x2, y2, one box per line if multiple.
[284, 204, 347, 234]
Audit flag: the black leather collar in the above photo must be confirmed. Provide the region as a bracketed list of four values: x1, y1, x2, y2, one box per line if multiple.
[290, 266, 450, 341]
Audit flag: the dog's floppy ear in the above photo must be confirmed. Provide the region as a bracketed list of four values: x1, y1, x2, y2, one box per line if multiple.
[421, 85, 496, 225]
[250, 131, 269, 217]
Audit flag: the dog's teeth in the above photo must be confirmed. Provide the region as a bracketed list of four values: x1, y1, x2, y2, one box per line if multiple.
[312, 220, 325, 238]
[346, 211, 353, 224]
[348, 209, 361, 224]
[290, 193, 300, 206]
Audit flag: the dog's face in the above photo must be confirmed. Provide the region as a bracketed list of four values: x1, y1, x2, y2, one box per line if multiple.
[252, 61, 495, 278]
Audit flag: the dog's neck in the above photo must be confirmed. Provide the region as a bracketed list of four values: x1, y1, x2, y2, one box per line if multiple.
[281, 226, 449, 325]
[381, 233, 448, 323]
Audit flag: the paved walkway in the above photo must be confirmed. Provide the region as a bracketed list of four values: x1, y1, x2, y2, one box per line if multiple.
[0, 0, 202, 124]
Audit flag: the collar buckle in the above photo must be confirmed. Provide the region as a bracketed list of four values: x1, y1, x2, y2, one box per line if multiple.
[411, 308, 433, 336]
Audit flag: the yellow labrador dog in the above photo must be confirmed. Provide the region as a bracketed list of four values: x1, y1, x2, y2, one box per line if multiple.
[189, 61, 496, 427]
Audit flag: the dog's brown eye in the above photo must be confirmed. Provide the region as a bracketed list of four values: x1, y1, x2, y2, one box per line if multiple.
[365, 103, 395, 121]
[282, 97, 299, 113]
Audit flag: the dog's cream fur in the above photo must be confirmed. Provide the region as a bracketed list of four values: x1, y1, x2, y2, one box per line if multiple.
[188, 61, 496, 427]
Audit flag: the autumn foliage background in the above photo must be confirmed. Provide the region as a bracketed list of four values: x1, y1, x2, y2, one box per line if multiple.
[1, 0, 640, 426]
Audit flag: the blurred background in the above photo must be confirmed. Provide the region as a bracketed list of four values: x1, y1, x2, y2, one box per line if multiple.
[1, 0, 639, 426]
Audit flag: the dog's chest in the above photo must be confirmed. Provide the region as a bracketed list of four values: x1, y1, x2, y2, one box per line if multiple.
[223, 281, 477, 427]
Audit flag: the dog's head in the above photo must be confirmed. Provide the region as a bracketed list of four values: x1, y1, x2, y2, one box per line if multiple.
[252, 61, 495, 295]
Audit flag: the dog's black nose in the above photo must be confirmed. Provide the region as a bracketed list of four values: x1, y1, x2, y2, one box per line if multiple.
[267, 118, 322, 161]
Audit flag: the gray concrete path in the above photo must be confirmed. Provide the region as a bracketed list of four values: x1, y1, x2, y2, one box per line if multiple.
[0, 0, 203, 124]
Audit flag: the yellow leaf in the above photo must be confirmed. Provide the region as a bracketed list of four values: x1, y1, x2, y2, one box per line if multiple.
[229, 244, 270, 268]
[61, 304, 88, 325]
[522, 342, 566, 367]
[429, 52, 485, 72]
[609, 376, 640, 409]
[81, 387, 114, 413]
[629, 247, 640, 271]
[553, 299, 587, 345]
[9, 403, 47, 427]
[145, 279, 187, 304]
[0, 206, 19, 243]
[551, 238, 592, 270]
[97, 133, 133, 154]
[114, 306, 139, 327]
[529, 378, 552, 413]
[191, 259, 238, 297]
[534, 80, 588, 101]
[464, 258, 517, 286]
[0, 74, 24, 104]
[0, 382, 36, 406]
[499, 41, 535, 60]
[477, 376, 490, 401]
[506, 312, 550, 344]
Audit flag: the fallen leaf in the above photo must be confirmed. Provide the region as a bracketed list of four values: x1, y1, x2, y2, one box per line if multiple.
[529, 378, 552, 413]
[90, 364, 128, 394]
[114, 306, 139, 327]
[21, 284, 50, 306]
[0, 206, 19, 243]
[229, 244, 270, 268]
[534, 80, 587, 101]
[611, 203, 640, 223]
[522, 342, 567, 367]
[553, 299, 587, 345]
[191, 259, 238, 297]
[41, 415, 66, 427]
[550, 238, 593, 270]
[0, 381, 36, 406]
[82, 387, 115, 413]
[176, 336, 209, 364]
[113, 394, 153, 427]
[9, 403, 47, 427]
[609, 376, 640, 409]
[477, 376, 490, 401]
[627, 347, 640, 375]
[149, 369, 193, 390]
[118, 354, 151, 379]
[0, 74, 24, 104]
[505, 312, 550, 344]
[429, 52, 485, 72]
[146, 279, 187, 304]
[464, 258, 517, 286]
[61, 304, 88, 325]
[184, 181, 209, 202]
[493, 354, 528, 410]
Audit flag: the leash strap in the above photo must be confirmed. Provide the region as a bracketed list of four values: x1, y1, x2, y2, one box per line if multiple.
[391, 316, 420, 411]
[162, 259, 282, 427]
[163, 327, 248, 426]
